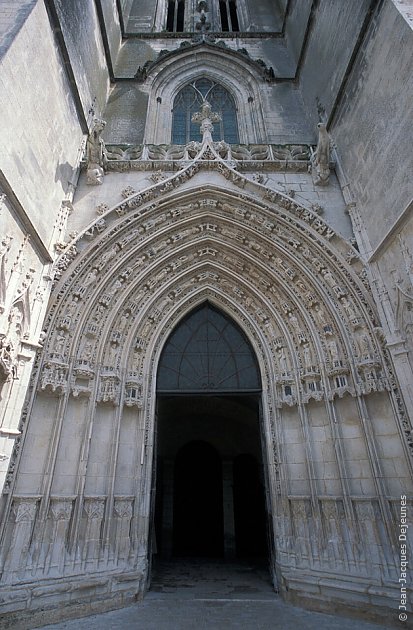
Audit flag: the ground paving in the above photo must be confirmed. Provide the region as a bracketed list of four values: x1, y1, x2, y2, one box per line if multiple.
[40, 560, 394, 629]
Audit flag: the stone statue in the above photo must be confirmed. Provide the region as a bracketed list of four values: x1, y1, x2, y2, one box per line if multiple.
[191, 101, 221, 144]
[86, 118, 107, 185]
[311, 122, 330, 186]
[0, 337, 15, 380]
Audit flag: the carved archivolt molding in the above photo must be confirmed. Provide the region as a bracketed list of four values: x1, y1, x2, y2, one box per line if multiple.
[46, 186, 381, 384]
[4, 160, 411, 505]
[33, 170, 406, 423]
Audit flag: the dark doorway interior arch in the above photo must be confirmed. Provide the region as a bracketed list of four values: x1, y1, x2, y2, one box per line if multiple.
[173, 441, 223, 557]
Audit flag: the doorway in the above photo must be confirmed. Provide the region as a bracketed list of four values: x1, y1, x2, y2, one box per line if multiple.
[154, 394, 269, 562]
[153, 303, 270, 566]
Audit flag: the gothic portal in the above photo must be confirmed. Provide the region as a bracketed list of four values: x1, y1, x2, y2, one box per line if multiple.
[0, 0, 412, 626]
[154, 303, 268, 561]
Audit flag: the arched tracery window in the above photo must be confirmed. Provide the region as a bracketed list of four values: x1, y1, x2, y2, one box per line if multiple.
[171, 78, 239, 144]
[157, 302, 261, 393]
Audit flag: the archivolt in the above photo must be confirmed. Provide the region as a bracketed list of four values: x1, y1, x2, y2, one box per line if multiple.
[40, 178, 391, 413]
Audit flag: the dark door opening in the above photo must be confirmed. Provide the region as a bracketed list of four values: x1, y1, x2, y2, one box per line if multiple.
[153, 303, 270, 567]
[233, 453, 268, 558]
[153, 395, 270, 563]
[173, 441, 223, 557]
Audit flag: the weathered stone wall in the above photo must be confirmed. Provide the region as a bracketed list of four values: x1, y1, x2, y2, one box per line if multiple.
[328, 1, 413, 428]
[100, 0, 122, 65]
[283, 0, 312, 67]
[0, 0, 83, 245]
[0, 0, 36, 59]
[246, 0, 283, 32]
[126, 0, 158, 32]
[0, 0, 94, 493]
[298, 0, 371, 127]
[333, 0, 413, 253]
[53, 0, 110, 121]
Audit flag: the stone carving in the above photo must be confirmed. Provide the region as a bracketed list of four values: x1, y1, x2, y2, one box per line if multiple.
[50, 498, 74, 521]
[395, 283, 413, 340]
[0, 337, 16, 381]
[96, 203, 109, 215]
[83, 497, 106, 519]
[105, 142, 311, 165]
[0, 234, 13, 313]
[12, 497, 39, 522]
[73, 268, 99, 298]
[113, 498, 133, 519]
[192, 100, 221, 145]
[311, 122, 331, 186]
[86, 119, 107, 185]
[84, 218, 106, 240]
[124, 374, 143, 407]
[98, 370, 120, 405]
[121, 186, 136, 198]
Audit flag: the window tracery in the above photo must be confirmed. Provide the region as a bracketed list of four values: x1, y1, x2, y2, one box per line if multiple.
[172, 78, 239, 144]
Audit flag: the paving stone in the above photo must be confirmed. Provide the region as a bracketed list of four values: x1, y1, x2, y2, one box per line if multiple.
[40, 561, 391, 630]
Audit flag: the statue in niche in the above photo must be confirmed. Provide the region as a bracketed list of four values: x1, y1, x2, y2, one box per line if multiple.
[80, 340, 93, 362]
[302, 343, 313, 369]
[355, 330, 373, 358]
[321, 268, 336, 288]
[277, 346, 289, 373]
[312, 303, 328, 328]
[86, 118, 107, 185]
[288, 311, 301, 334]
[54, 332, 66, 356]
[327, 338, 340, 363]
[96, 243, 122, 271]
[118, 311, 131, 333]
[0, 337, 16, 381]
[340, 296, 357, 321]
[311, 122, 330, 186]
[76, 268, 98, 296]
[106, 341, 119, 367]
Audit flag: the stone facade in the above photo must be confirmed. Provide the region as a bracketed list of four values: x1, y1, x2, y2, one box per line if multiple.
[0, 0, 412, 626]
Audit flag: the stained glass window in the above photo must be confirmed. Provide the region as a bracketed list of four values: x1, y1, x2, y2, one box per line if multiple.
[172, 78, 239, 144]
[157, 303, 261, 393]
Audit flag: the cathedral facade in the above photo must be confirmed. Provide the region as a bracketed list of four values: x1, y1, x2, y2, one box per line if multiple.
[0, 0, 412, 625]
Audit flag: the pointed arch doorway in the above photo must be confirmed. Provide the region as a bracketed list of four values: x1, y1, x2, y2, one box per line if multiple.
[153, 302, 270, 563]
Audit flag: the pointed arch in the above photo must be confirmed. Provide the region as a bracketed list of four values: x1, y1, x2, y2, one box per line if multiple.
[157, 301, 261, 392]
[143, 44, 267, 144]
